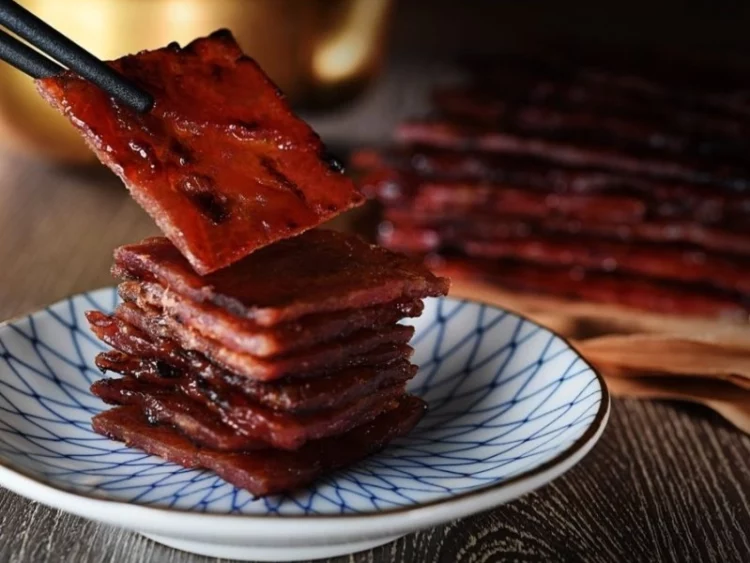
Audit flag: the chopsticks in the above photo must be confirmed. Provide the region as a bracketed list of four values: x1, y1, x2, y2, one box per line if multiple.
[0, 0, 153, 113]
[0, 28, 61, 77]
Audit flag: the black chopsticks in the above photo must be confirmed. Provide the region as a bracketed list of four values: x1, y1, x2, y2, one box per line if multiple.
[0, 0, 153, 113]
[0, 27, 61, 77]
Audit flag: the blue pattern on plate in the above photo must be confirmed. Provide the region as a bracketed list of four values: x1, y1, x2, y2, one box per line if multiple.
[0, 288, 602, 516]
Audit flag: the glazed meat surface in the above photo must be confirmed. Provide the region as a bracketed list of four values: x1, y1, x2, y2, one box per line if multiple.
[113, 230, 449, 325]
[96, 351, 417, 413]
[88, 309, 414, 381]
[92, 376, 406, 450]
[92, 396, 426, 497]
[118, 280, 423, 356]
[114, 301, 414, 380]
[36, 30, 363, 274]
[87, 311, 410, 382]
[92, 380, 266, 451]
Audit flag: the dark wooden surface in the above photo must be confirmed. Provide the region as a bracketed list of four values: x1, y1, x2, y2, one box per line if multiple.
[3, 2, 750, 560]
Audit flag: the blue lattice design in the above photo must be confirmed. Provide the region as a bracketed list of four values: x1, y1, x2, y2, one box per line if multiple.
[0, 289, 603, 516]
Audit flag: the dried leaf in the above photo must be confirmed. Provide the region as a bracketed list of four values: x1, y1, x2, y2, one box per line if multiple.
[607, 376, 750, 434]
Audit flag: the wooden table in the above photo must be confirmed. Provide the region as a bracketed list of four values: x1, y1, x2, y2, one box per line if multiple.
[3, 1, 750, 552]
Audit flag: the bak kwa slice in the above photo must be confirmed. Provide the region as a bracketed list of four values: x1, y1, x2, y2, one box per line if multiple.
[115, 301, 415, 380]
[92, 396, 426, 497]
[118, 280, 424, 356]
[97, 351, 417, 413]
[91, 377, 266, 451]
[379, 223, 750, 294]
[396, 120, 750, 188]
[36, 30, 363, 274]
[93, 375, 408, 450]
[376, 179, 648, 224]
[433, 256, 749, 319]
[379, 215, 750, 257]
[460, 236, 750, 295]
[355, 148, 746, 220]
[431, 88, 750, 163]
[113, 229, 450, 326]
[87, 312, 411, 386]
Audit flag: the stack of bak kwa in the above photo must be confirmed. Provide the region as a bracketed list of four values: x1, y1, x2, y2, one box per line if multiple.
[37, 31, 449, 497]
[354, 51, 750, 320]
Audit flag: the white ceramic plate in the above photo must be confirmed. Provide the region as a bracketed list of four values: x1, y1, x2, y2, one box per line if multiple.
[0, 288, 609, 561]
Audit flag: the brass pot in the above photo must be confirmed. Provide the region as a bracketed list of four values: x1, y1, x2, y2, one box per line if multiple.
[0, 0, 393, 163]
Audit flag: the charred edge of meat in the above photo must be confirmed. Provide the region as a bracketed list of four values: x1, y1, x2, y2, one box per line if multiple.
[176, 174, 231, 225]
[229, 120, 260, 138]
[259, 156, 308, 202]
[169, 139, 195, 166]
[208, 28, 237, 42]
[154, 360, 180, 378]
[321, 149, 346, 174]
[182, 29, 240, 56]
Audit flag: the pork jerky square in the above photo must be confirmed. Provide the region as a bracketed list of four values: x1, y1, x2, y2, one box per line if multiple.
[96, 351, 417, 414]
[92, 396, 426, 497]
[36, 30, 363, 274]
[91, 375, 407, 451]
[118, 280, 424, 357]
[113, 229, 450, 325]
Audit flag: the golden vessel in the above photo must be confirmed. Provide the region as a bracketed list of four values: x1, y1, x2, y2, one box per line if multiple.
[0, 0, 393, 163]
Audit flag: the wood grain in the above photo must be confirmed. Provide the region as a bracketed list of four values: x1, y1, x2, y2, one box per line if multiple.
[3, 1, 750, 556]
